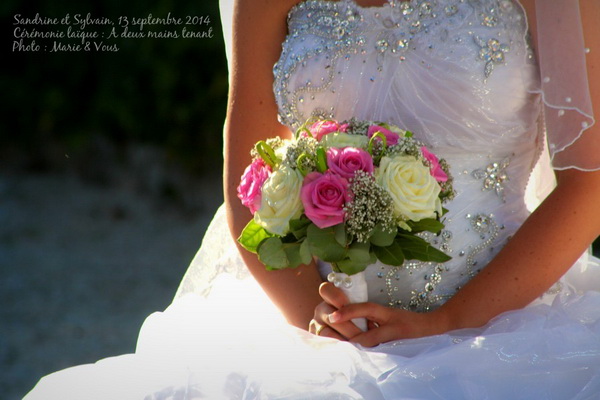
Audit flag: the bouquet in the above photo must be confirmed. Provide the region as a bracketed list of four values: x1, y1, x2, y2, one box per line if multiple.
[237, 118, 454, 330]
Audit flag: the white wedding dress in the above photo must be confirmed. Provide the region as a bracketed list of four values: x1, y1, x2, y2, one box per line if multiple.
[26, 0, 600, 399]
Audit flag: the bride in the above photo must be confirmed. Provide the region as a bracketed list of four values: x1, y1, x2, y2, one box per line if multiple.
[26, 0, 600, 398]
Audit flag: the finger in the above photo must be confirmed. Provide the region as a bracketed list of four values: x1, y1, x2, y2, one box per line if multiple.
[308, 318, 320, 334]
[317, 325, 346, 341]
[319, 282, 349, 309]
[327, 319, 363, 340]
[349, 326, 394, 348]
[308, 319, 346, 341]
[367, 320, 380, 330]
[314, 301, 337, 316]
[328, 302, 390, 326]
[315, 302, 362, 340]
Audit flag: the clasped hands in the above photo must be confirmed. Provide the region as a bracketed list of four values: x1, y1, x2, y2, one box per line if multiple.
[309, 282, 452, 347]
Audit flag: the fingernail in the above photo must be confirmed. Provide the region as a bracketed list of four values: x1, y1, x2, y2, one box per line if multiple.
[328, 312, 340, 323]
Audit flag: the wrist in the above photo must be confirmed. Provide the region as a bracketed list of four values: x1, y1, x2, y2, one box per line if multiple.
[429, 305, 461, 335]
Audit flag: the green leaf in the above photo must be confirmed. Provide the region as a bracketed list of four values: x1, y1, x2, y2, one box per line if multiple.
[347, 241, 373, 264]
[407, 218, 445, 234]
[289, 216, 312, 240]
[334, 223, 347, 247]
[396, 234, 452, 263]
[336, 257, 369, 275]
[299, 239, 312, 265]
[283, 242, 306, 268]
[369, 224, 396, 247]
[238, 219, 274, 253]
[257, 237, 289, 270]
[373, 242, 405, 266]
[306, 224, 347, 262]
[316, 147, 328, 172]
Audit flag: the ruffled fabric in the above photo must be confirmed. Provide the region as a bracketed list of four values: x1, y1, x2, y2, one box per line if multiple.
[25, 206, 600, 399]
[26, 271, 600, 399]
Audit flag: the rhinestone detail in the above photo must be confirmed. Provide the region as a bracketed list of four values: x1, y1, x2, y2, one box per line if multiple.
[274, 0, 365, 129]
[473, 36, 510, 78]
[274, 0, 527, 129]
[465, 213, 500, 277]
[385, 228, 453, 312]
[472, 156, 511, 201]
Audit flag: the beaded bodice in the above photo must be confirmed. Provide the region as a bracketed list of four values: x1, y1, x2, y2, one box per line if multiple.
[273, 0, 544, 311]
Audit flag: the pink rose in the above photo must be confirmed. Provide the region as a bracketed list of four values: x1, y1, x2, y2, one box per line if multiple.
[421, 146, 448, 183]
[309, 120, 343, 141]
[237, 158, 272, 214]
[326, 147, 374, 179]
[301, 172, 351, 229]
[367, 125, 400, 146]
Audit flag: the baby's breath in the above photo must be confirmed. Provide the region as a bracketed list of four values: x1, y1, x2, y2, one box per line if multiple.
[369, 140, 385, 165]
[438, 159, 456, 202]
[250, 136, 284, 159]
[387, 137, 424, 159]
[345, 171, 395, 243]
[282, 136, 319, 170]
[343, 118, 372, 136]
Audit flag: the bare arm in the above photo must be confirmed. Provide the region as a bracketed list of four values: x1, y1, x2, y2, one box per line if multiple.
[223, 0, 323, 330]
[324, 0, 600, 345]
[438, 0, 600, 331]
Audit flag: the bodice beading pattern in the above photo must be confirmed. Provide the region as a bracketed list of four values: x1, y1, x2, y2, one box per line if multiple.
[273, 0, 548, 311]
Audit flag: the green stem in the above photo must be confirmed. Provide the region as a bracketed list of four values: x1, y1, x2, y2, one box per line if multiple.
[296, 126, 312, 139]
[330, 262, 341, 273]
[255, 141, 279, 168]
[296, 153, 309, 176]
[368, 131, 387, 164]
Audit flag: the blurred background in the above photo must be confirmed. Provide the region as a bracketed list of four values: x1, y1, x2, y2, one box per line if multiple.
[2, 1, 600, 399]
[2, 0, 227, 398]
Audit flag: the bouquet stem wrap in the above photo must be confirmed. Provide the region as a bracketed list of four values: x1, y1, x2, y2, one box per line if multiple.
[328, 271, 368, 332]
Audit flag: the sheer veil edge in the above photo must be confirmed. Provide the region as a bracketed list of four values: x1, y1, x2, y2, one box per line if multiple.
[526, 0, 598, 172]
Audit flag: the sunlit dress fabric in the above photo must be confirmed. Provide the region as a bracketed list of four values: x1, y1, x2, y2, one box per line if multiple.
[25, 1, 600, 399]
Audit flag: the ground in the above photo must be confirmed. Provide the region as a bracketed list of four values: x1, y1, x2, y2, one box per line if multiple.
[0, 169, 222, 400]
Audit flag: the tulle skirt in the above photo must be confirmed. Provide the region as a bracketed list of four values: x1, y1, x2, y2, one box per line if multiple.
[25, 207, 600, 399]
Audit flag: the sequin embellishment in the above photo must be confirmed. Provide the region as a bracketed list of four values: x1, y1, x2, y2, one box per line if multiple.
[370, 0, 440, 67]
[474, 36, 510, 78]
[385, 228, 453, 312]
[273, 0, 365, 129]
[465, 213, 499, 277]
[274, 0, 528, 128]
[472, 156, 511, 201]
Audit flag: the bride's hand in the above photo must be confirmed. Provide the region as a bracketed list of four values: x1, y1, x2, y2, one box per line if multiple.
[309, 282, 364, 340]
[328, 302, 452, 347]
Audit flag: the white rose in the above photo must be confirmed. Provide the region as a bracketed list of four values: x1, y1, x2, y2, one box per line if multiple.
[376, 155, 442, 222]
[386, 124, 405, 135]
[254, 165, 304, 235]
[320, 133, 369, 149]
